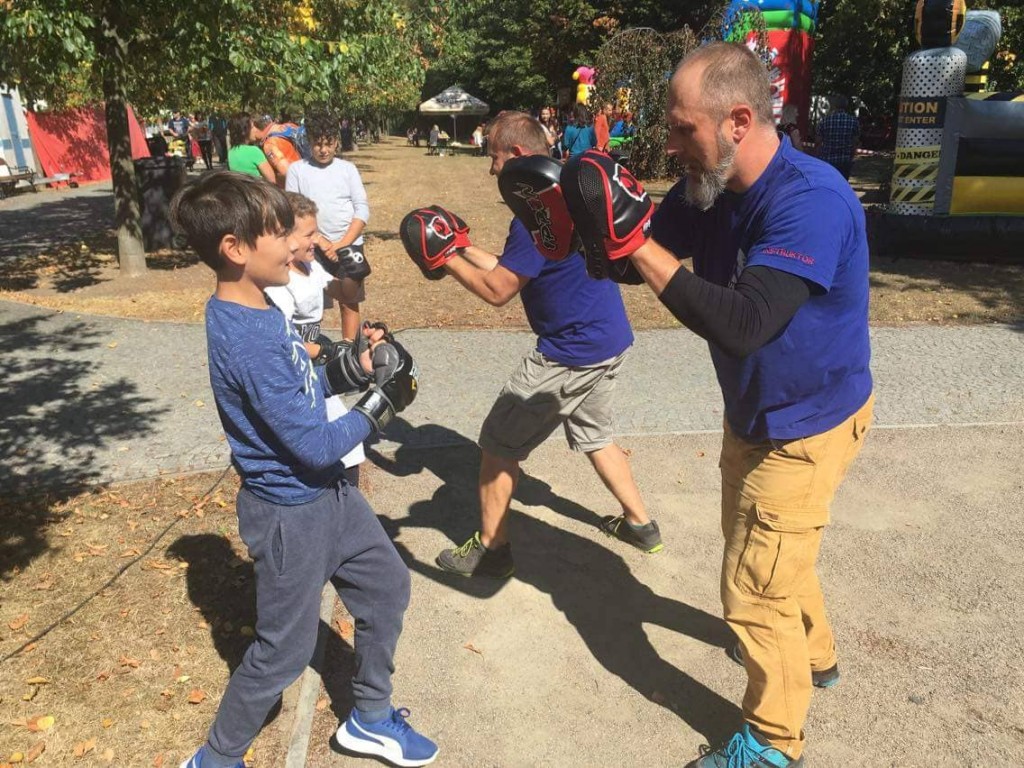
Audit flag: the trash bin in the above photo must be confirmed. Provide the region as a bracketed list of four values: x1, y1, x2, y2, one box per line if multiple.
[135, 156, 187, 251]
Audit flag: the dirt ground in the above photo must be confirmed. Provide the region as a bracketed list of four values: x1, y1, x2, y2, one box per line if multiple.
[0, 471, 289, 767]
[0, 140, 1021, 331]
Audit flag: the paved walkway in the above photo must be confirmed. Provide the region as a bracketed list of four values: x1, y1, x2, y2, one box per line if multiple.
[1, 297, 1022, 492]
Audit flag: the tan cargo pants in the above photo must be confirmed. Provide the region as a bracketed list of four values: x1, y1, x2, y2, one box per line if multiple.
[719, 395, 874, 759]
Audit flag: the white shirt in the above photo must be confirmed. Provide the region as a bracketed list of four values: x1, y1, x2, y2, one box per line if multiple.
[285, 158, 369, 245]
[265, 261, 365, 468]
[265, 259, 333, 328]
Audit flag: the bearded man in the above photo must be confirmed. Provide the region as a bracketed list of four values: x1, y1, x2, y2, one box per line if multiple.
[557, 41, 874, 767]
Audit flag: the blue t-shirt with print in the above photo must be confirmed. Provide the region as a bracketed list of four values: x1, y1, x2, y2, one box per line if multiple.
[499, 219, 633, 366]
[651, 137, 872, 441]
[205, 296, 371, 504]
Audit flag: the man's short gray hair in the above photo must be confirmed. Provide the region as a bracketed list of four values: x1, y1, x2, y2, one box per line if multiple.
[678, 42, 774, 125]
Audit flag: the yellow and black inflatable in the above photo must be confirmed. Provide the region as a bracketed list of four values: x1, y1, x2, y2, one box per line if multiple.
[874, 6, 1024, 261]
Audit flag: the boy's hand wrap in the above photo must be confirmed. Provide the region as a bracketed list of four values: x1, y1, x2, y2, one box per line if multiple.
[311, 334, 342, 366]
[322, 321, 396, 392]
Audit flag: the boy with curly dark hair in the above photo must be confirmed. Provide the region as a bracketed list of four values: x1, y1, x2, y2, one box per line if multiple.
[286, 107, 370, 342]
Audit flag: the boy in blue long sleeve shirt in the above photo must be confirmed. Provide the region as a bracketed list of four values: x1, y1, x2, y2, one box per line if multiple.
[172, 171, 437, 768]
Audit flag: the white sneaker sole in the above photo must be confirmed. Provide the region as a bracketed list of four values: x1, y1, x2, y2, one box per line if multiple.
[335, 722, 438, 768]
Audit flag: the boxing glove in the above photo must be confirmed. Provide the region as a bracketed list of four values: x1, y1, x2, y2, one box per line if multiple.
[354, 338, 418, 431]
[336, 244, 372, 281]
[497, 154, 577, 260]
[399, 206, 471, 280]
[324, 337, 371, 393]
[310, 334, 342, 366]
[561, 150, 652, 284]
[322, 321, 398, 391]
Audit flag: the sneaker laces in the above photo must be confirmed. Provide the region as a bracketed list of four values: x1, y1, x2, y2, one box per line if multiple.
[699, 731, 770, 768]
[384, 707, 413, 736]
[451, 534, 482, 558]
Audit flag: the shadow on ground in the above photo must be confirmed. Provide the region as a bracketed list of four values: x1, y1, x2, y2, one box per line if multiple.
[0, 189, 114, 261]
[368, 420, 739, 745]
[0, 311, 167, 578]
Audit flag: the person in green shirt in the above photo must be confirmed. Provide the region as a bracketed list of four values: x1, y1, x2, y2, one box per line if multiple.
[227, 112, 276, 184]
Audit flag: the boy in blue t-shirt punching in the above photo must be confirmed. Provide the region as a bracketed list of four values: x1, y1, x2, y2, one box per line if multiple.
[401, 111, 661, 579]
[170, 171, 436, 768]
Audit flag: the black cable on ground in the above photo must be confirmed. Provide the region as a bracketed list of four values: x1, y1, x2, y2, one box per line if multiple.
[0, 464, 233, 665]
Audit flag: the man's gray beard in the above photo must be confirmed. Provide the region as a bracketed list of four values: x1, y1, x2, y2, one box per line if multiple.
[683, 134, 737, 211]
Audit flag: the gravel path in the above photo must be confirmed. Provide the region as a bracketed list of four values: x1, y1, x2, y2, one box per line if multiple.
[2, 298, 1021, 491]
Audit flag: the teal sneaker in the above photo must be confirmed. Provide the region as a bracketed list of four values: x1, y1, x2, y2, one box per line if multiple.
[689, 724, 803, 767]
[729, 642, 840, 689]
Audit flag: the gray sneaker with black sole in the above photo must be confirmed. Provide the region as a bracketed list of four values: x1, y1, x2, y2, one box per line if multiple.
[599, 515, 664, 554]
[436, 532, 515, 579]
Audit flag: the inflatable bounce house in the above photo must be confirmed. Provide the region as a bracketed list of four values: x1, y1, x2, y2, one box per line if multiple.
[723, 0, 821, 135]
[877, 1, 1023, 260]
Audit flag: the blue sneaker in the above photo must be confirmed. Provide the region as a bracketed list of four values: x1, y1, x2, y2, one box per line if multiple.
[336, 706, 439, 767]
[179, 746, 244, 768]
[689, 724, 803, 767]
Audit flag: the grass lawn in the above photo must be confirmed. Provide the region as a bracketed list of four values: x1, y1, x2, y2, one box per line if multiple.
[1, 139, 1021, 330]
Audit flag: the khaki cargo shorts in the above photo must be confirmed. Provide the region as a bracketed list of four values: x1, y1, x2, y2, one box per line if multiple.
[478, 348, 628, 461]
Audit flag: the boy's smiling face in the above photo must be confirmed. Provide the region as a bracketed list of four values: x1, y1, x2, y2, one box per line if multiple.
[236, 228, 293, 289]
[289, 214, 318, 264]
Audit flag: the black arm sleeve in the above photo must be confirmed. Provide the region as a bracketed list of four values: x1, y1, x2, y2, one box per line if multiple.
[657, 265, 813, 358]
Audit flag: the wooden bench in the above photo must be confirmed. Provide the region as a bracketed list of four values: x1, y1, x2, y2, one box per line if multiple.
[0, 161, 37, 199]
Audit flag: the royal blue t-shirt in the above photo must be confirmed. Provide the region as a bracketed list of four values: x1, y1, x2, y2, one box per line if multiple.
[651, 137, 872, 441]
[499, 219, 633, 366]
[206, 296, 371, 504]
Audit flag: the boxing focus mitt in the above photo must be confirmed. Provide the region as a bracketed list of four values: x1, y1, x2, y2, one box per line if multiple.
[399, 206, 471, 280]
[561, 150, 652, 284]
[497, 155, 577, 261]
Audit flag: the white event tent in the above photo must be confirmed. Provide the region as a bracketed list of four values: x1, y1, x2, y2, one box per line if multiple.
[418, 86, 488, 141]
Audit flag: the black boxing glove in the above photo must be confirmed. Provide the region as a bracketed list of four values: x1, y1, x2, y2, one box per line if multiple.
[310, 334, 343, 366]
[399, 206, 471, 280]
[324, 336, 372, 393]
[497, 154, 577, 260]
[315, 245, 344, 278]
[322, 320, 398, 391]
[336, 244, 372, 281]
[354, 338, 418, 431]
[561, 149, 653, 284]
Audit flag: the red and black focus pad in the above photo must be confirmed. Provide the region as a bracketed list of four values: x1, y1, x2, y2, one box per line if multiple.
[561, 150, 652, 284]
[497, 155, 577, 260]
[424, 205, 472, 257]
[399, 206, 470, 280]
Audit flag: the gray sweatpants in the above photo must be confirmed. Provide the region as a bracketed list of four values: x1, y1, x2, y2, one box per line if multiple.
[205, 480, 410, 764]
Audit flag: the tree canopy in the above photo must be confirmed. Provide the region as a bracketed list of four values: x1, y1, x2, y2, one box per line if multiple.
[0, 0, 446, 273]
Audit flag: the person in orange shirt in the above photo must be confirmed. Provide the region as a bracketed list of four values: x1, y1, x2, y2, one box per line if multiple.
[594, 102, 613, 152]
[255, 114, 302, 187]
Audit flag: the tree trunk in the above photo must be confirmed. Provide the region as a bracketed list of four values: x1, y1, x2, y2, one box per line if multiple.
[100, 14, 147, 277]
